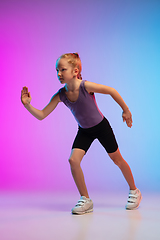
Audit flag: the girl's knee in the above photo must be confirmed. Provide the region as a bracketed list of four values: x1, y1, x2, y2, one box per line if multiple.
[68, 157, 80, 168]
[111, 157, 122, 167]
[68, 149, 85, 168]
[108, 149, 123, 167]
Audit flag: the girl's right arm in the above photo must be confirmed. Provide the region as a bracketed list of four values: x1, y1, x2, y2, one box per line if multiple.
[21, 87, 61, 120]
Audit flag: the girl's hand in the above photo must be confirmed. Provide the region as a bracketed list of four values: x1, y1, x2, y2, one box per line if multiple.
[122, 109, 133, 128]
[21, 87, 32, 106]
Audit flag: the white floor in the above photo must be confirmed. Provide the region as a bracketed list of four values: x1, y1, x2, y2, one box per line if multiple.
[0, 191, 160, 240]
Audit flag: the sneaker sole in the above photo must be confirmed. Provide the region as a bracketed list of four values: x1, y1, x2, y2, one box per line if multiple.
[72, 208, 93, 215]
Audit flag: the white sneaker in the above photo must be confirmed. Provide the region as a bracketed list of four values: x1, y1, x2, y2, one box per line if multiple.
[72, 196, 93, 214]
[125, 188, 142, 210]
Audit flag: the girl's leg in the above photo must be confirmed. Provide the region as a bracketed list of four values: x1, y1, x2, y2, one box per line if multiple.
[69, 148, 90, 198]
[108, 148, 142, 210]
[108, 148, 136, 190]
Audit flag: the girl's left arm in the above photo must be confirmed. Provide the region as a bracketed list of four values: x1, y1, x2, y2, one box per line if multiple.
[85, 81, 133, 128]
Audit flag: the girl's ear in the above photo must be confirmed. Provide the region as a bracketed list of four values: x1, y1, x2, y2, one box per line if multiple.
[73, 67, 79, 76]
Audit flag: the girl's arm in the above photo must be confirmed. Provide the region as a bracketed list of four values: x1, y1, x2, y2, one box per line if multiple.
[21, 87, 61, 120]
[84, 81, 133, 128]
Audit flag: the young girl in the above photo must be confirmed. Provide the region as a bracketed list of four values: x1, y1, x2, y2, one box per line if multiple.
[21, 52, 142, 214]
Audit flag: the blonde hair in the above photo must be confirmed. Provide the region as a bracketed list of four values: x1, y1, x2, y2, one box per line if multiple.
[57, 53, 82, 79]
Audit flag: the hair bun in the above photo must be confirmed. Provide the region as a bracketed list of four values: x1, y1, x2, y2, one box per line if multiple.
[73, 53, 79, 57]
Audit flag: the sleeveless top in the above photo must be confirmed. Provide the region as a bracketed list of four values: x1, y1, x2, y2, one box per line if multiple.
[58, 80, 104, 128]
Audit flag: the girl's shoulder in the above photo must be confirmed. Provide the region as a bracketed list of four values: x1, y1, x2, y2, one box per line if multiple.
[83, 80, 94, 94]
[58, 86, 66, 102]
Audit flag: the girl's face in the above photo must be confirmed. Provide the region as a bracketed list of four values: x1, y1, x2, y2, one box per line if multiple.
[56, 58, 75, 84]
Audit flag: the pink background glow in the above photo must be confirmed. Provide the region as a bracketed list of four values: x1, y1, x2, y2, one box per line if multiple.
[0, 0, 160, 193]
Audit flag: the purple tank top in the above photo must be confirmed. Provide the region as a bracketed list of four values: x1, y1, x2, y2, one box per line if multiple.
[58, 80, 104, 128]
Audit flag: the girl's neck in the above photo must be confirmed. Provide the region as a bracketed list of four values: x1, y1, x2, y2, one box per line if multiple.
[65, 78, 82, 92]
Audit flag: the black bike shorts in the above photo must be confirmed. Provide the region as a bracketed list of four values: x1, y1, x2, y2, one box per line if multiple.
[72, 117, 118, 154]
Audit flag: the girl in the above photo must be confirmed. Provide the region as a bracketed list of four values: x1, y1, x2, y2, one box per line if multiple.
[21, 52, 142, 214]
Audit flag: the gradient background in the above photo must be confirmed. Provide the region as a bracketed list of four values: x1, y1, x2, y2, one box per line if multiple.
[0, 0, 160, 194]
